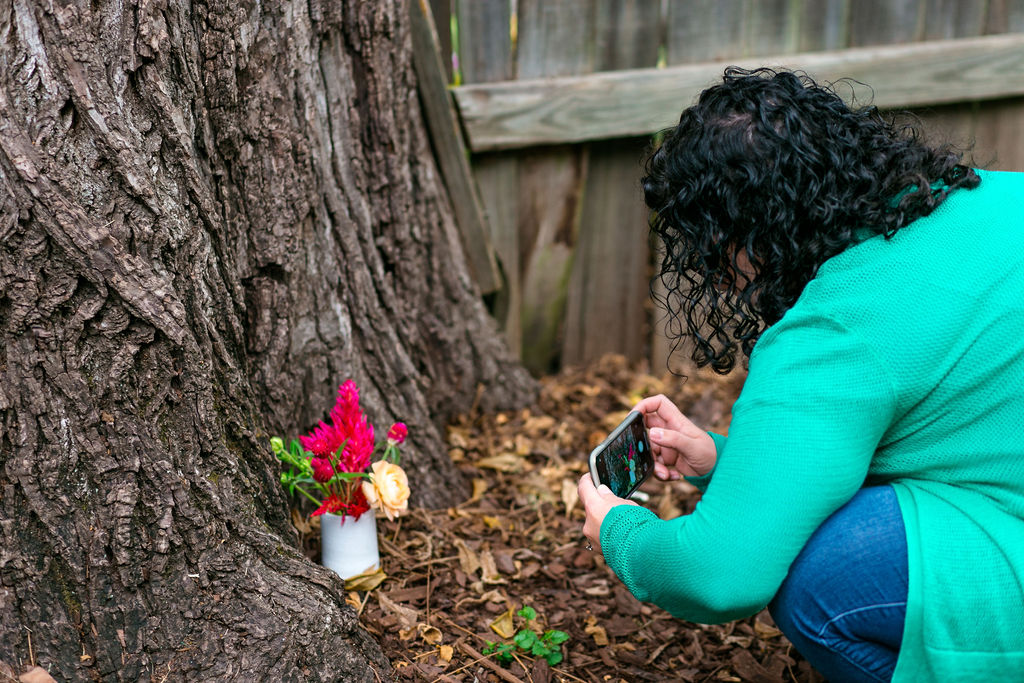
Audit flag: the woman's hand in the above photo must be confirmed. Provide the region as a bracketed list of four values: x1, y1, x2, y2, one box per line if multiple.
[578, 474, 637, 554]
[633, 395, 717, 480]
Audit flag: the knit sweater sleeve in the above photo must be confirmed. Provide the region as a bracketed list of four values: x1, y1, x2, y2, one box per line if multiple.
[600, 311, 896, 624]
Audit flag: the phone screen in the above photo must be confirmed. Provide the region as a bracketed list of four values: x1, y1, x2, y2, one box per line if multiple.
[593, 413, 653, 498]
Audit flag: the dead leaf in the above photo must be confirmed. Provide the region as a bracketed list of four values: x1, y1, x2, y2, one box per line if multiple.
[290, 508, 313, 535]
[378, 593, 419, 639]
[489, 607, 517, 639]
[469, 478, 488, 502]
[479, 549, 505, 584]
[454, 539, 480, 576]
[438, 644, 454, 663]
[345, 566, 387, 592]
[753, 617, 783, 639]
[447, 426, 471, 448]
[561, 478, 579, 515]
[346, 591, 362, 609]
[475, 453, 525, 473]
[584, 615, 609, 646]
[418, 623, 443, 645]
[18, 667, 57, 683]
[482, 515, 502, 529]
[524, 415, 556, 432]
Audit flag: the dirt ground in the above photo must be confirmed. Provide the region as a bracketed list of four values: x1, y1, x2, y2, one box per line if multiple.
[301, 355, 826, 683]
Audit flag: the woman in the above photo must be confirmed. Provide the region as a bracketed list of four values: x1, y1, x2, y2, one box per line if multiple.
[578, 68, 1024, 682]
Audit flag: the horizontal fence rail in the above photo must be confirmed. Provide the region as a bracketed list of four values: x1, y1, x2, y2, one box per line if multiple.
[453, 33, 1024, 151]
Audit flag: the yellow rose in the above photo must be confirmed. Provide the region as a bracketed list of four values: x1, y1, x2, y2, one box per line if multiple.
[362, 460, 410, 521]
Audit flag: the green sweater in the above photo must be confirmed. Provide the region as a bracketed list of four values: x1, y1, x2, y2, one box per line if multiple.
[601, 169, 1024, 681]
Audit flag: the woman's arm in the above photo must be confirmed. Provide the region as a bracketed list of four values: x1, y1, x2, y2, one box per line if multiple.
[593, 312, 897, 624]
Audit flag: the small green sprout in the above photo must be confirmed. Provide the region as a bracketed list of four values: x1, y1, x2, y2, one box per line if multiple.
[482, 605, 570, 667]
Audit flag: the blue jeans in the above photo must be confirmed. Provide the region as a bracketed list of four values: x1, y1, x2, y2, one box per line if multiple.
[769, 486, 908, 682]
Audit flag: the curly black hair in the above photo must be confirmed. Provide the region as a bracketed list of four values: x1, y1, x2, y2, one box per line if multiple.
[643, 67, 980, 374]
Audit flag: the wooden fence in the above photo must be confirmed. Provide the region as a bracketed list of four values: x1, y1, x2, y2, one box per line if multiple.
[421, 0, 1024, 375]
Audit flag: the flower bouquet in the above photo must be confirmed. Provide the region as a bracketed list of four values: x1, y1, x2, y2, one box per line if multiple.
[271, 380, 410, 577]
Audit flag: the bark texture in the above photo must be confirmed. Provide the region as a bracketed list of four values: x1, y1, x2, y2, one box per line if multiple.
[0, 0, 535, 679]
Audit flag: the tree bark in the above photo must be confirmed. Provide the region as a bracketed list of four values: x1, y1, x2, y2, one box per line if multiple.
[0, 0, 535, 679]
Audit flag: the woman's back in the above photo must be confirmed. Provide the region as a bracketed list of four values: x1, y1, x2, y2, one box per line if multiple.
[763, 168, 1024, 680]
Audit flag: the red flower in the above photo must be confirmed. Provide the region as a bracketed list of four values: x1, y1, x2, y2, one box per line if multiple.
[387, 422, 407, 445]
[311, 488, 370, 520]
[310, 457, 334, 483]
[299, 420, 346, 459]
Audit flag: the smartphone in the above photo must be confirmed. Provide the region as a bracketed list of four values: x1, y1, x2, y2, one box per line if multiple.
[588, 411, 654, 499]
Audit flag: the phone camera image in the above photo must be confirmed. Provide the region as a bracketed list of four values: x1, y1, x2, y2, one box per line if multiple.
[595, 417, 653, 498]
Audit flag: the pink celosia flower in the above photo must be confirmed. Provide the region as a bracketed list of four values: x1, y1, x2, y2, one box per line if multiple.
[387, 422, 407, 445]
[331, 380, 361, 430]
[340, 421, 374, 473]
[299, 419, 346, 459]
[310, 457, 334, 483]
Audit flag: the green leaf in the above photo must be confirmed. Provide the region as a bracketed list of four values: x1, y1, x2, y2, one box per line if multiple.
[517, 606, 537, 621]
[495, 643, 515, 663]
[513, 629, 537, 649]
[545, 651, 563, 666]
[530, 641, 549, 657]
[544, 629, 570, 645]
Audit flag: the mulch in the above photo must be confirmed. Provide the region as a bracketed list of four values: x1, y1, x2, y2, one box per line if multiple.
[299, 355, 825, 683]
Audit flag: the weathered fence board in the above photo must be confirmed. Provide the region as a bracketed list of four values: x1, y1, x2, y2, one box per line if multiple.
[454, 33, 1024, 151]
[507, 0, 598, 372]
[517, 148, 586, 371]
[409, 0, 499, 293]
[923, 0, 987, 39]
[455, 0, 512, 82]
[848, 0, 923, 46]
[562, 0, 663, 369]
[666, 0, 746, 64]
[564, 138, 652, 365]
[798, 0, 849, 52]
[747, 0, 802, 56]
[595, 0, 663, 72]
[454, 0, 519, 350]
[975, 1, 1024, 172]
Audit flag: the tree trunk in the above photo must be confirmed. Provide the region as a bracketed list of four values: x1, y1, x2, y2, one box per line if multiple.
[0, 0, 535, 679]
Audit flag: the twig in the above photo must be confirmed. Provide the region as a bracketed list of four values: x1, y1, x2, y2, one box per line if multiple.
[509, 650, 534, 683]
[456, 642, 527, 683]
[391, 517, 403, 545]
[25, 626, 34, 667]
[436, 613, 491, 647]
[785, 643, 798, 682]
[425, 562, 432, 623]
[408, 555, 458, 571]
[699, 663, 727, 682]
[549, 666, 589, 683]
[645, 640, 671, 666]
[357, 590, 372, 618]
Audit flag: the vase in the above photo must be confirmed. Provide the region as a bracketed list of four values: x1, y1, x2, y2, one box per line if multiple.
[320, 511, 380, 579]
